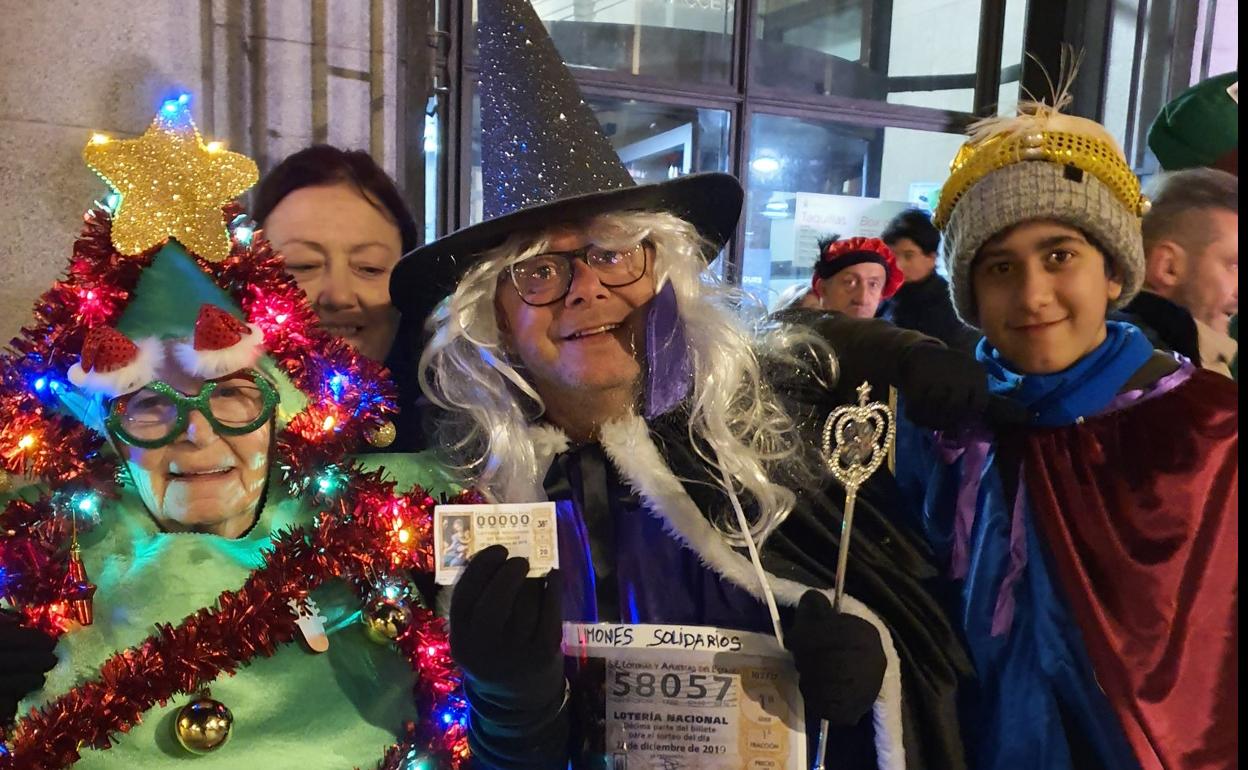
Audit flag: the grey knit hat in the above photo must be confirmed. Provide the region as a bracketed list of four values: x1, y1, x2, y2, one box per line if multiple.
[942, 160, 1146, 326]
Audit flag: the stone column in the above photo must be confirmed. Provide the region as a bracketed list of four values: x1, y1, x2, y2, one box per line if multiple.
[0, 0, 215, 342]
[0, 0, 402, 343]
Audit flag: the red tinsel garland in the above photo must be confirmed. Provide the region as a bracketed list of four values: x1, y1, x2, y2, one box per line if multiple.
[0, 206, 472, 767]
[1, 465, 478, 769]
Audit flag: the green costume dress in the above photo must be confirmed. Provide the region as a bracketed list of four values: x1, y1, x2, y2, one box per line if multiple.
[12, 453, 452, 768]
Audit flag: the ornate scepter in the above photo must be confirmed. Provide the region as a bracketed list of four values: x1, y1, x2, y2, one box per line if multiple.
[813, 382, 896, 770]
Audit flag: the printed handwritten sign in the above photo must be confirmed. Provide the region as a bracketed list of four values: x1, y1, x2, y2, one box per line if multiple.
[563, 623, 806, 769]
[573, 624, 759, 653]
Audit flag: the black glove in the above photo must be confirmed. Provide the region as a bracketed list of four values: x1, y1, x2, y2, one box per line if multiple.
[451, 544, 565, 690]
[896, 343, 991, 431]
[0, 611, 58, 725]
[450, 544, 568, 768]
[784, 590, 886, 727]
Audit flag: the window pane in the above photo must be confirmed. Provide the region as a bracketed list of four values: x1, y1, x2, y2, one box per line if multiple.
[593, 96, 732, 181]
[996, 0, 1028, 114]
[754, 0, 985, 112]
[470, 0, 736, 84]
[423, 96, 441, 245]
[742, 113, 963, 308]
[877, 126, 964, 206]
[1101, 1, 1141, 152]
[468, 93, 732, 226]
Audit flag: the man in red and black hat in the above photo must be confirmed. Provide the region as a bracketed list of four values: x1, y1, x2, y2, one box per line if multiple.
[810, 236, 904, 320]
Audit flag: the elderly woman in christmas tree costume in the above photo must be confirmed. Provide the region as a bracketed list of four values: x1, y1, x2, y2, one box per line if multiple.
[0, 102, 470, 769]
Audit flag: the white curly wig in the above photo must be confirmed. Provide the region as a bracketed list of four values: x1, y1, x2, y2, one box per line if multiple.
[417, 210, 831, 541]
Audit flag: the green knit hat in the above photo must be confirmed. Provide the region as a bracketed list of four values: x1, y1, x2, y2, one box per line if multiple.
[1148, 71, 1238, 172]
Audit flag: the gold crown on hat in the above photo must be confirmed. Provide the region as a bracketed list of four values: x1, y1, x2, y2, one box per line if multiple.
[933, 51, 1150, 230]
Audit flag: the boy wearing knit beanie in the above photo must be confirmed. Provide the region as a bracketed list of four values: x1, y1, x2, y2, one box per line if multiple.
[899, 91, 1238, 770]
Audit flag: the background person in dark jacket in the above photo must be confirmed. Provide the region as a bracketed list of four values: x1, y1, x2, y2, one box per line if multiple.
[879, 209, 979, 352]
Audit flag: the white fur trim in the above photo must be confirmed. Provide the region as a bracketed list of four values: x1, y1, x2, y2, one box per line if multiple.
[66, 336, 162, 397]
[173, 324, 264, 379]
[495, 417, 906, 768]
[597, 414, 906, 770]
[529, 423, 571, 462]
[492, 423, 571, 503]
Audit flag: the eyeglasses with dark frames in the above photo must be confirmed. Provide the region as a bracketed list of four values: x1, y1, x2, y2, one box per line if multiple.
[507, 241, 650, 306]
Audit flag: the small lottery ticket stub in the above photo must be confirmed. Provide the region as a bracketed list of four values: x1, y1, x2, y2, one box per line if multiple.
[433, 502, 559, 585]
[563, 622, 807, 769]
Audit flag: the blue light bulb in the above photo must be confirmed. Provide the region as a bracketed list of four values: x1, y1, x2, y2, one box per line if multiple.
[329, 373, 348, 401]
[34, 377, 47, 392]
[404, 753, 431, 770]
[160, 93, 191, 118]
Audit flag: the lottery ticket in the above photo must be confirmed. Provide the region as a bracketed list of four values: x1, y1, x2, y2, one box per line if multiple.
[434, 502, 558, 585]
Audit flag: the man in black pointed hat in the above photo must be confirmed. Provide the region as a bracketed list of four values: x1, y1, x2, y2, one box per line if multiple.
[391, 1, 992, 767]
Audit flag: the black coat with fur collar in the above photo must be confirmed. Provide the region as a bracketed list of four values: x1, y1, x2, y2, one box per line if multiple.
[589, 308, 971, 769]
[467, 310, 973, 770]
[763, 309, 973, 769]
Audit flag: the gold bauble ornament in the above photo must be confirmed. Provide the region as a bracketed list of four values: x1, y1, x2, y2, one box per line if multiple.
[360, 591, 414, 644]
[173, 692, 234, 754]
[366, 420, 397, 448]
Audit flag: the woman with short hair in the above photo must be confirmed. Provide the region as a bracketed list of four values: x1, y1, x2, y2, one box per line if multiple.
[254, 145, 426, 449]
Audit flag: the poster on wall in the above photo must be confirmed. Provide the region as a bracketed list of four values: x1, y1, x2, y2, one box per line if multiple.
[907, 182, 941, 213]
[792, 193, 913, 268]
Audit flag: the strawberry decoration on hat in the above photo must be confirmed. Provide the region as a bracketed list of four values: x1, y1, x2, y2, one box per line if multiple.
[174, 303, 265, 379]
[66, 326, 161, 397]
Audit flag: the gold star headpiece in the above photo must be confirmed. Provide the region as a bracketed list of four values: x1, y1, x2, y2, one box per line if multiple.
[83, 95, 258, 262]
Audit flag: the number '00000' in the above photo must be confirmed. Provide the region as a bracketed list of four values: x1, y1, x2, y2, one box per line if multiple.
[476, 514, 531, 527]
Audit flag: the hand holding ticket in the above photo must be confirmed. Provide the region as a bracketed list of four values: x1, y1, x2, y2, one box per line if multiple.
[434, 502, 559, 585]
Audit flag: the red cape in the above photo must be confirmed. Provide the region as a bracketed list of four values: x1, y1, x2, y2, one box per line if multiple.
[1025, 370, 1237, 770]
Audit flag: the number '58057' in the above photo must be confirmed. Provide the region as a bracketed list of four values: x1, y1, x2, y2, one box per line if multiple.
[610, 671, 735, 702]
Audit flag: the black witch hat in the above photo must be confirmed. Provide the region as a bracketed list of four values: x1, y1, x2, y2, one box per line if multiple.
[390, 0, 743, 317]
